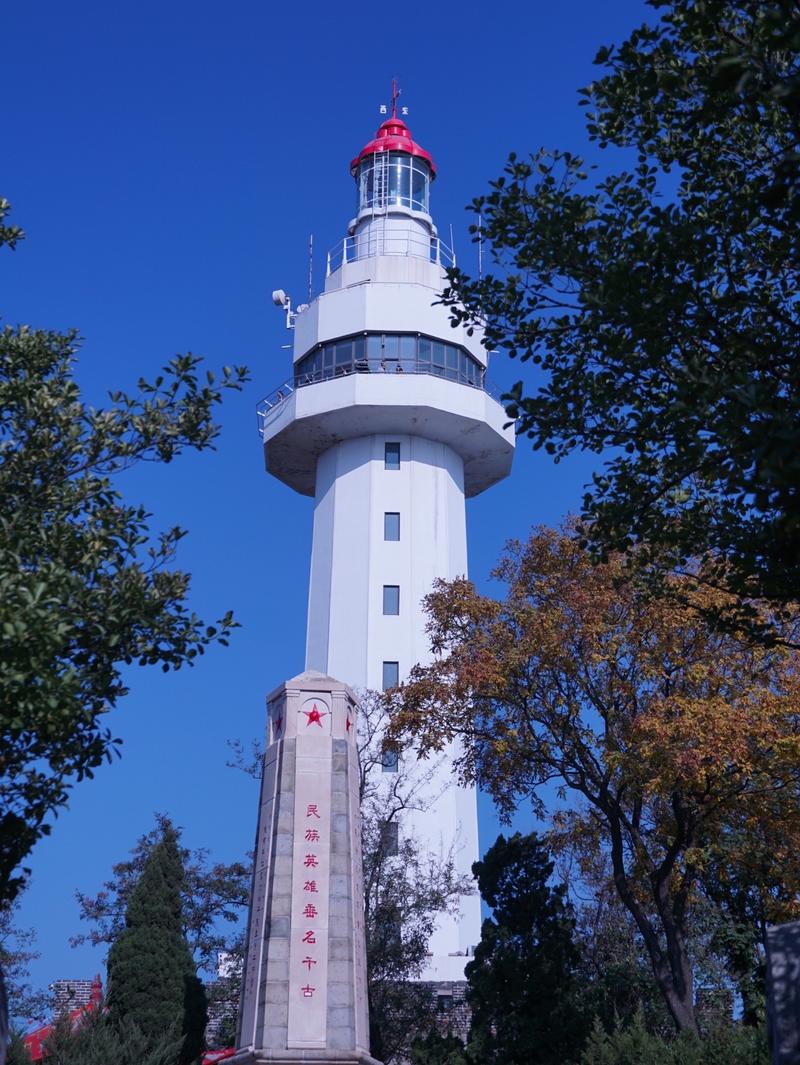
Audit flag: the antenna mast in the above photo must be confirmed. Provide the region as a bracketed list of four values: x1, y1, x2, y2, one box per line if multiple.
[308, 234, 313, 301]
[478, 212, 483, 279]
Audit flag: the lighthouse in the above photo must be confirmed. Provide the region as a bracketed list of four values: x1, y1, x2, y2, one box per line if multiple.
[258, 100, 514, 984]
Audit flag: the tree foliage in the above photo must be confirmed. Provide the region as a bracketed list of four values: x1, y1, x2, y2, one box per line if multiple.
[0, 198, 248, 907]
[72, 813, 249, 975]
[106, 824, 207, 1064]
[465, 832, 589, 1065]
[388, 525, 800, 1032]
[0, 898, 50, 1027]
[580, 1010, 768, 1065]
[410, 1031, 469, 1065]
[40, 1007, 183, 1065]
[444, 0, 800, 634]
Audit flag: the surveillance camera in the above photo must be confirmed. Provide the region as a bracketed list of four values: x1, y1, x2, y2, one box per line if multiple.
[272, 289, 287, 307]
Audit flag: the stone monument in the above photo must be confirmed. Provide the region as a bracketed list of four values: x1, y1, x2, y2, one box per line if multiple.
[230, 671, 381, 1065]
[766, 920, 800, 1065]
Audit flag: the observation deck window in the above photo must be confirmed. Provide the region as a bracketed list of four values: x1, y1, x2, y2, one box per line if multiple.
[357, 152, 431, 214]
[293, 332, 485, 390]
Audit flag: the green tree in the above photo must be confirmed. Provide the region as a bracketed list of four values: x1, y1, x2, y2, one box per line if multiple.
[41, 1007, 183, 1065]
[6, 1032, 32, 1065]
[72, 813, 250, 974]
[0, 198, 247, 908]
[465, 833, 588, 1065]
[444, 0, 800, 638]
[580, 1010, 769, 1065]
[0, 896, 51, 1027]
[106, 824, 207, 1064]
[410, 1032, 468, 1065]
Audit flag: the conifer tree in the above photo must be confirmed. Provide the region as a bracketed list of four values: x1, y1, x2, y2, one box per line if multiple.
[106, 824, 207, 1064]
[465, 833, 588, 1065]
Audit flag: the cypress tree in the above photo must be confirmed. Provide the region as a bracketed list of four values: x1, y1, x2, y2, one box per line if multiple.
[466, 832, 588, 1065]
[106, 824, 207, 1064]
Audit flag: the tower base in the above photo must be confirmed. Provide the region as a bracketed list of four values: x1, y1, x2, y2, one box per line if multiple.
[226, 1052, 382, 1065]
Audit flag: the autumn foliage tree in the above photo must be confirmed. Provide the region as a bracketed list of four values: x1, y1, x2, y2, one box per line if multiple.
[388, 525, 800, 1034]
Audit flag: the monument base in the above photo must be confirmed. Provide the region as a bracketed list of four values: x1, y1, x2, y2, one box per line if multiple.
[226, 1051, 382, 1065]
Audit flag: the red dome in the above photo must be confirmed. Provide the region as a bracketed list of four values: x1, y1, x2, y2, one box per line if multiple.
[350, 117, 436, 177]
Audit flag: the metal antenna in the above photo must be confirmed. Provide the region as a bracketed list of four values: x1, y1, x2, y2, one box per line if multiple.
[380, 77, 408, 117]
[308, 234, 313, 301]
[478, 212, 483, 279]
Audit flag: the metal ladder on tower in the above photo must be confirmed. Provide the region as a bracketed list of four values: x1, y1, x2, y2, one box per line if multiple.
[371, 151, 390, 257]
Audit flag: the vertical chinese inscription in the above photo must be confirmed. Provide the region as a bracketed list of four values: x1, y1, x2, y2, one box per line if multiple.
[287, 699, 332, 1048]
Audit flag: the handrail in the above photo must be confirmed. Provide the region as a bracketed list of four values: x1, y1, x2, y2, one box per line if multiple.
[326, 232, 455, 276]
[256, 361, 502, 438]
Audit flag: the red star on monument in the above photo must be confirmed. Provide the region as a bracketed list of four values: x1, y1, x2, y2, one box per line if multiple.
[346, 716, 352, 733]
[274, 715, 282, 735]
[302, 703, 328, 728]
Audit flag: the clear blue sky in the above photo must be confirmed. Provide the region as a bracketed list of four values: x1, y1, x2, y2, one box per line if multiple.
[2, 0, 652, 998]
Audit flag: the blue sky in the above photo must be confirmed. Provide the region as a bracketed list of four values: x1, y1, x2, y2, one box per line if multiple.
[2, 0, 652, 998]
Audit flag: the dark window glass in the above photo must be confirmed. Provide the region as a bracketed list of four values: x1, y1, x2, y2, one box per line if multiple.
[381, 748, 399, 773]
[382, 660, 399, 689]
[293, 333, 484, 391]
[383, 585, 400, 615]
[384, 512, 400, 541]
[384, 442, 400, 470]
[380, 820, 399, 855]
[412, 164, 428, 211]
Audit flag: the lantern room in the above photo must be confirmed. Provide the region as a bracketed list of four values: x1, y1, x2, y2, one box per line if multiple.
[350, 116, 436, 221]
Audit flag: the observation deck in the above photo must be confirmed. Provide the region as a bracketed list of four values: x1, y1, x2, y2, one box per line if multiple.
[258, 362, 513, 499]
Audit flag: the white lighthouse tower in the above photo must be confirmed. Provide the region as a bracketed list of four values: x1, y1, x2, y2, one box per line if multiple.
[258, 99, 514, 983]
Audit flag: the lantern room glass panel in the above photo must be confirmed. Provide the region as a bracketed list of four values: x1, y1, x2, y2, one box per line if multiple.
[357, 153, 431, 214]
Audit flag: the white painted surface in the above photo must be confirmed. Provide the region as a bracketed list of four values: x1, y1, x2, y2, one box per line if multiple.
[262, 151, 515, 984]
[262, 372, 514, 498]
[293, 257, 487, 368]
[305, 435, 482, 979]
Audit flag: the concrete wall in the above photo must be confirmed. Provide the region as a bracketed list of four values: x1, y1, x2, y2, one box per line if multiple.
[306, 435, 481, 980]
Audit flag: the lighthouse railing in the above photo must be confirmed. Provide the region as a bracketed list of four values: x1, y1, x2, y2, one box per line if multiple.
[326, 232, 456, 276]
[256, 362, 503, 437]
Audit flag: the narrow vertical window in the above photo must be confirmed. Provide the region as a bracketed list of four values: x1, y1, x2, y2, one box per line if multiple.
[383, 585, 400, 615]
[382, 661, 399, 690]
[380, 820, 399, 856]
[384, 442, 400, 470]
[381, 748, 399, 774]
[384, 512, 400, 541]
